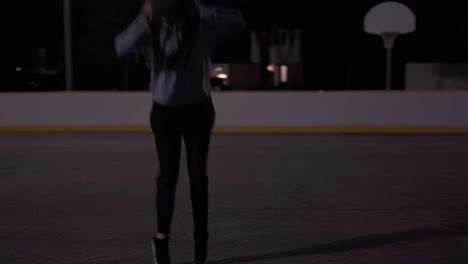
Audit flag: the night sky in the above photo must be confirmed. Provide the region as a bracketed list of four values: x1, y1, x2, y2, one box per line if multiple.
[0, 0, 467, 90]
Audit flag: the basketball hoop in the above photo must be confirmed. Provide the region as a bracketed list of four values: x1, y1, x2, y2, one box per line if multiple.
[364, 1, 416, 90]
[381, 31, 400, 49]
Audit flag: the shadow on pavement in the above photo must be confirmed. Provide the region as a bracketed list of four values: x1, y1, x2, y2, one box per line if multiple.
[179, 221, 468, 264]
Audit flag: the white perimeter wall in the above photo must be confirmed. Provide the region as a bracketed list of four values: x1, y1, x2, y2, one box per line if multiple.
[0, 91, 468, 131]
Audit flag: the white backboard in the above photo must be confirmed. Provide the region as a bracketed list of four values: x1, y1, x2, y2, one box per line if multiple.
[364, 1, 416, 35]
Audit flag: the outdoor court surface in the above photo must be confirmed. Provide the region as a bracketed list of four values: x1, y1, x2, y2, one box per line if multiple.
[1, 133, 468, 264]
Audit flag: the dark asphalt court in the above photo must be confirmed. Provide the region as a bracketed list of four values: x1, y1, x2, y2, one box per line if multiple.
[1, 133, 468, 263]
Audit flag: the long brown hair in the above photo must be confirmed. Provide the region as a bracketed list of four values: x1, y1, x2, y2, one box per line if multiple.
[148, 0, 200, 69]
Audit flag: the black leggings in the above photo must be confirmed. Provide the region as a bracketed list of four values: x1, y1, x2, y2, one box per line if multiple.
[150, 98, 215, 239]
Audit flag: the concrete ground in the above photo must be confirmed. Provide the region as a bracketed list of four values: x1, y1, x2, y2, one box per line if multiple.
[1, 133, 468, 264]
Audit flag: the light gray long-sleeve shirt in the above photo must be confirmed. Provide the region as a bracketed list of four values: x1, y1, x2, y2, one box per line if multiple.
[115, 4, 245, 107]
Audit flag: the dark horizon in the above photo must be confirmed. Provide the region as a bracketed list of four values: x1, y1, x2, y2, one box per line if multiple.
[1, 0, 467, 90]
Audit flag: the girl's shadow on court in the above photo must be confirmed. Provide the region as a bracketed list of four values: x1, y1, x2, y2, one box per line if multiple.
[179, 221, 468, 264]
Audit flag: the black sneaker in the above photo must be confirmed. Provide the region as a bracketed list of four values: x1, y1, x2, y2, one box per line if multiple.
[193, 238, 208, 264]
[151, 236, 171, 264]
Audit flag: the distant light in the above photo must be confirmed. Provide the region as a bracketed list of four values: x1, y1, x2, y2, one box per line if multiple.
[214, 67, 224, 72]
[15, 67, 22, 72]
[217, 74, 228, 79]
[280, 65, 288, 83]
[267, 64, 275, 72]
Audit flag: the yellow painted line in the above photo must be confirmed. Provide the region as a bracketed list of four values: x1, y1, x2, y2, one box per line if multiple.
[1, 126, 468, 134]
[214, 126, 468, 134]
[0, 126, 152, 133]
[0, 91, 151, 94]
[212, 90, 468, 94]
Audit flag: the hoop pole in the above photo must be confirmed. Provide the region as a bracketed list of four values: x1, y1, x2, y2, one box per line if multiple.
[386, 47, 392, 90]
[382, 33, 398, 90]
[64, 0, 73, 91]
